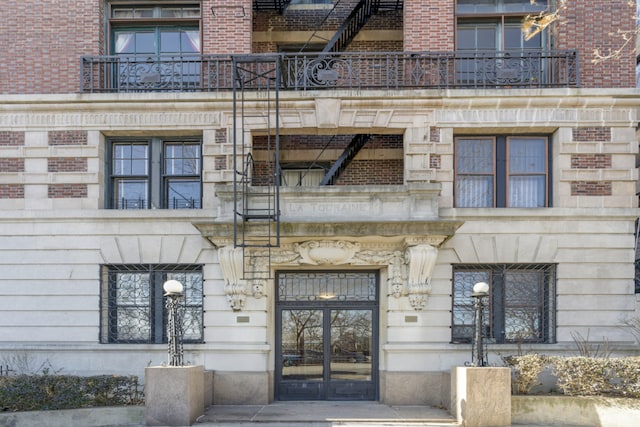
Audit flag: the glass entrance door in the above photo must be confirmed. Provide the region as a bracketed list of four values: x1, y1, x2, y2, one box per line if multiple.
[276, 272, 378, 401]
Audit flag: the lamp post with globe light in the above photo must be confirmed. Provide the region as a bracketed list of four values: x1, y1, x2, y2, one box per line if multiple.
[471, 281, 490, 367]
[163, 279, 185, 366]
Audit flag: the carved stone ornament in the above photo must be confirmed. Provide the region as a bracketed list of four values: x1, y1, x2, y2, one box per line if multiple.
[221, 240, 438, 311]
[295, 240, 361, 265]
[217, 246, 246, 312]
[405, 244, 438, 310]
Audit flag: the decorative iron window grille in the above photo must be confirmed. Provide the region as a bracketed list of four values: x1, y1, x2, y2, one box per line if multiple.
[100, 264, 204, 344]
[451, 263, 556, 344]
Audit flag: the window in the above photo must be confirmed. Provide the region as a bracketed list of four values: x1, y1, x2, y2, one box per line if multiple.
[452, 264, 556, 344]
[456, 1, 547, 86]
[108, 138, 201, 209]
[456, 0, 547, 14]
[101, 264, 203, 344]
[281, 164, 327, 187]
[109, 3, 201, 90]
[455, 136, 550, 208]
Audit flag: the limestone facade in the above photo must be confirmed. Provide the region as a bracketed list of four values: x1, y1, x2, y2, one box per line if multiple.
[0, 89, 638, 405]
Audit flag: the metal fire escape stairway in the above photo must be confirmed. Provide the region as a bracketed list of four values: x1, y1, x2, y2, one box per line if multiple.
[321, 0, 382, 53]
[232, 1, 404, 273]
[233, 55, 281, 281]
[320, 134, 371, 185]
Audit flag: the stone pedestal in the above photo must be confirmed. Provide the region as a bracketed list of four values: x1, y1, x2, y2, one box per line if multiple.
[145, 365, 205, 426]
[451, 367, 511, 427]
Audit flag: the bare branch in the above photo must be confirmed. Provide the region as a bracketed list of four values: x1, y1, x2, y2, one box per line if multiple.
[522, 0, 567, 41]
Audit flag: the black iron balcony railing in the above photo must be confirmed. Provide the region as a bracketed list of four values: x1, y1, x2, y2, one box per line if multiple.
[80, 50, 578, 93]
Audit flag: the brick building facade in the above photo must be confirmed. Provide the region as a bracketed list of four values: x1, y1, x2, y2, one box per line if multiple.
[0, 0, 638, 406]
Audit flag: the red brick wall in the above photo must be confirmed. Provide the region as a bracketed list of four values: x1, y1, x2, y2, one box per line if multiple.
[404, 0, 454, 51]
[555, 0, 636, 88]
[571, 154, 612, 169]
[48, 158, 88, 173]
[571, 181, 612, 196]
[337, 159, 403, 185]
[0, 0, 101, 94]
[49, 131, 88, 146]
[0, 1, 633, 93]
[0, 184, 24, 199]
[0, 132, 25, 146]
[48, 184, 88, 199]
[572, 127, 611, 142]
[0, 158, 25, 173]
[252, 134, 403, 186]
[206, 0, 252, 54]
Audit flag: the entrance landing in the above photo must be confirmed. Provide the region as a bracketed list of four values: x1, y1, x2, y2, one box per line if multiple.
[196, 401, 459, 426]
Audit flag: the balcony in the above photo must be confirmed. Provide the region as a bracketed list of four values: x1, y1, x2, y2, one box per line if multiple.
[80, 50, 579, 93]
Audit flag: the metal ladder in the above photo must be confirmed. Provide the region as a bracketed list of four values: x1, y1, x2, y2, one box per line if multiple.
[232, 55, 282, 280]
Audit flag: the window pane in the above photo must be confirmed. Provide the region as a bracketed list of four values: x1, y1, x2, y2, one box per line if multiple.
[509, 176, 545, 207]
[161, 31, 181, 53]
[509, 138, 547, 207]
[457, 28, 476, 50]
[115, 32, 135, 54]
[504, 26, 523, 50]
[477, 27, 497, 50]
[182, 31, 200, 53]
[452, 270, 491, 343]
[510, 138, 546, 173]
[165, 143, 200, 175]
[167, 180, 200, 208]
[281, 309, 324, 380]
[135, 32, 155, 54]
[113, 144, 148, 175]
[167, 271, 203, 341]
[330, 310, 372, 381]
[457, 139, 494, 173]
[113, 272, 151, 341]
[115, 179, 148, 209]
[456, 176, 494, 207]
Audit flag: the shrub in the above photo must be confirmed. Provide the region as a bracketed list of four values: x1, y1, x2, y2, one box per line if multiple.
[506, 354, 640, 398]
[553, 356, 640, 398]
[0, 374, 143, 412]
[503, 354, 551, 395]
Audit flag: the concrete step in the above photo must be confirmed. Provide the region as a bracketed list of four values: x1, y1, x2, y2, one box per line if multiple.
[195, 402, 459, 426]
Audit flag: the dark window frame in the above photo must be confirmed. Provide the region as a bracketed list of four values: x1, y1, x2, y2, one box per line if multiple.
[454, 135, 552, 208]
[106, 137, 202, 209]
[451, 263, 557, 344]
[100, 263, 204, 344]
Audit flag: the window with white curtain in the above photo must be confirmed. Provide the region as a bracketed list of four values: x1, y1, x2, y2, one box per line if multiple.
[455, 135, 550, 208]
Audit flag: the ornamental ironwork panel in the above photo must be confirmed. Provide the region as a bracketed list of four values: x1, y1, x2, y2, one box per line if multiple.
[277, 271, 377, 302]
[81, 50, 579, 92]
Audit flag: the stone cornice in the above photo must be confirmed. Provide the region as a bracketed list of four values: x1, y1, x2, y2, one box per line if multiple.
[192, 220, 463, 248]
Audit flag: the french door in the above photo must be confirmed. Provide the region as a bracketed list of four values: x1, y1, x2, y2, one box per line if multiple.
[275, 271, 379, 401]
